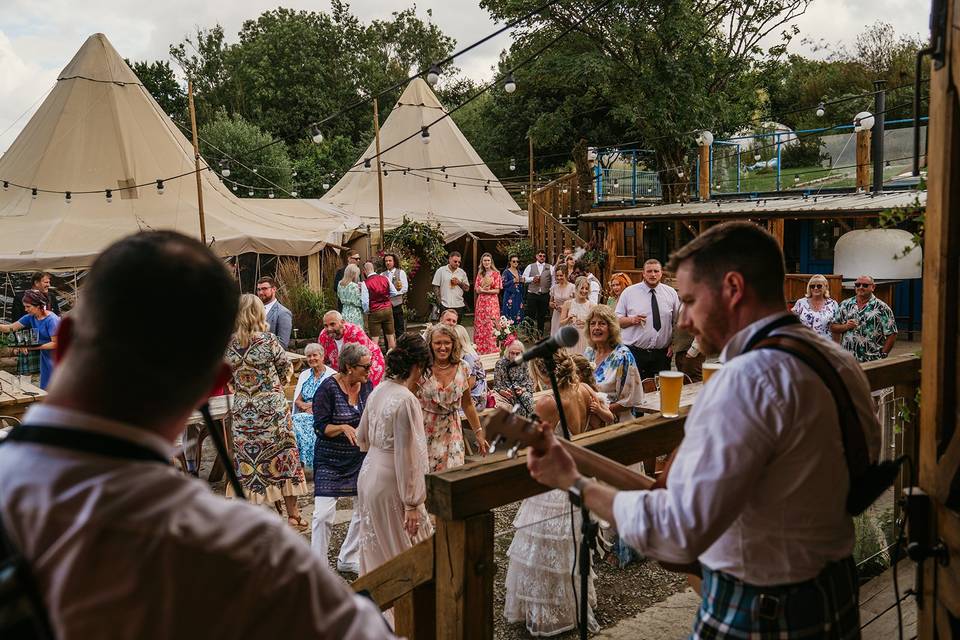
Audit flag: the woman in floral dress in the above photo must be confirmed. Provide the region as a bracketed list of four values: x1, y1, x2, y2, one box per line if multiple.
[291, 343, 335, 469]
[473, 252, 502, 355]
[791, 274, 838, 340]
[225, 294, 307, 528]
[338, 264, 364, 326]
[583, 305, 645, 422]
[418, 324, 488, 472]
[501, 254, 524, 324]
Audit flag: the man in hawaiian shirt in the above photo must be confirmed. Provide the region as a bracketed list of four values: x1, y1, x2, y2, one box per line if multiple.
[317, 311, 385, 386]
[830, 275, 898, 363]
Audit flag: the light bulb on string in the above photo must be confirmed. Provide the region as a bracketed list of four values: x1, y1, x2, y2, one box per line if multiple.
[156, 179, 165, 195]
[677, 168, 685, 178]
[248, 190, 254, 197]
[232, 185, 238, 192]
[311, 124, 324, 144]
[754, 152, 761, 161]
[269, 190, 275, 199]
[715, 182, 721, 190]
[484, 185, 489, 192]
[219, 159, 231, 177]
[613, 178, 619, 189]
[31, 187, 38, 199]
[509, 158, 516, 171]
[291, 191, 298, 197]
[292, 170, 298, 177]
[363, 159, 372, 173]
[421, 127, 431, 144]
[2, 181, 7, 191]
[426, 63, 441, 86]
[105, 189, 113, 203]
[503, 72, 517, 94]
[794, 175, 800, 183]
[65, 191, 72, 204]
[253, 168, 258, 174]
[322, 182, 330, 190]
[453, 182, 457, 188]
[816, 102, 825, 118]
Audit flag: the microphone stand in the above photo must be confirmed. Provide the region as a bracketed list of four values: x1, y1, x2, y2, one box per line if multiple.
[544, 358, 594, 640]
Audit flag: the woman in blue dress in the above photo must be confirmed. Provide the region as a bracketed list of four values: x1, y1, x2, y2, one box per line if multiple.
[291, 342, 335, 469]
[0, 289, 60, 389]
[501, 254, 524, 324]
[311, 342, 373, 573]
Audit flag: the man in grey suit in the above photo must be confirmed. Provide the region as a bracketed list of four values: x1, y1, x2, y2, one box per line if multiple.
[256, 276, 293, 348]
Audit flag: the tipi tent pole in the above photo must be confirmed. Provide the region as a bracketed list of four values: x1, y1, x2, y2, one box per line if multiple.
[188, 79, 207, 245]
[373, 97, 386, 251]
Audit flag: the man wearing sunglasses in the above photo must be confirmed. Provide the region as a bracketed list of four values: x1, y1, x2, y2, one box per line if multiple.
[830, 275, 897, 362]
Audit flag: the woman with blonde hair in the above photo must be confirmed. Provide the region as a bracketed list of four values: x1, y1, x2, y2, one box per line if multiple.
[338, 263, 364, 326]
[225, 294, 307, 527]
[583, 304, 644, 422]
[453, 324, 489, 412]
[559, 276, 596, 354]
[418, 323, 487, 471]
[473, 252, 502, 354]
[792, 274, 838, 339]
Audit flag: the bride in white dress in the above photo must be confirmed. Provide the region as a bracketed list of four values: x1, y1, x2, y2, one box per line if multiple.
[504, 351, 600, 637]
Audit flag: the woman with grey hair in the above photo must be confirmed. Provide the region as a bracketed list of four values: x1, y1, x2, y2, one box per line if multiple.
[291, 342, 335, 470]
[311, 342, 373, 573]
[792, 274, 838, 339]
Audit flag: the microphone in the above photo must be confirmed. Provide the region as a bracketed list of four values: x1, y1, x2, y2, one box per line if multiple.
[512, 325, 580, 365]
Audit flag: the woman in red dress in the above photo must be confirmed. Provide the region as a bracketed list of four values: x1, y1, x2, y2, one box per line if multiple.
[473, 252, 502, 355]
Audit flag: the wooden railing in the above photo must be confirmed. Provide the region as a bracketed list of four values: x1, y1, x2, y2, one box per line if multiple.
[530, 171, 581, 224]
[528, 202, 586, 262]
[353, 354, 921, 639]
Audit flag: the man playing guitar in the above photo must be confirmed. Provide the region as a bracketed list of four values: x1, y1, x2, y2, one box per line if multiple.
[525, 222, 881, 638]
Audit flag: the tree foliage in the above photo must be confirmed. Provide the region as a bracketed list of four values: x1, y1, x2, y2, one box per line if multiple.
[127, 59, 187, 121]
[198, 108, 293, 197]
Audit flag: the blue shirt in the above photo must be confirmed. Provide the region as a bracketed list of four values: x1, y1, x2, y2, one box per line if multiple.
[17, 313, 60, 389]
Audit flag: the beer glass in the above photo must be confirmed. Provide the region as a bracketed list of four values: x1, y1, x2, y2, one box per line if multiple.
[658, 371, 684, 418]
[702, 363, 721, 383]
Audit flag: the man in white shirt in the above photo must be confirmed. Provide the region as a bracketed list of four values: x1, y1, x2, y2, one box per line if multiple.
[521, 249, 553, 334]
[431, 251, 469, 316]
[0, 231, 393, 639]
[382, 252, 408, 334]
[527, 222, 880, 638]
[614, 259, 680, 378]
[256, 275, 293, 348]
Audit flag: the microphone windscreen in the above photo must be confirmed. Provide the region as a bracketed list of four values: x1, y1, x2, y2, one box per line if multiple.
[556, 325, 580, 348]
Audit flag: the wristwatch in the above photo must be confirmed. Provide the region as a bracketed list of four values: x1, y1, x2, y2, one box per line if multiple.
[567, 477, 590, 508]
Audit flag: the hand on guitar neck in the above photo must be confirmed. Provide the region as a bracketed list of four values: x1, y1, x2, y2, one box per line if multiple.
[482, 408, 702, 589]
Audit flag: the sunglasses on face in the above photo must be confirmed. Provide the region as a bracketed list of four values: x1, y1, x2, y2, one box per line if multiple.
[810, 284, 823, 289]
[354, 362, 373, 371]
[854, 282, 871, 288]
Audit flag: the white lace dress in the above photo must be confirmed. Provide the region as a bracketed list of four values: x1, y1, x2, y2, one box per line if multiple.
[503, 425, 598, 637]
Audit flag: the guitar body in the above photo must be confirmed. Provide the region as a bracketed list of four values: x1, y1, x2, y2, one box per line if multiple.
[483, 408, 703, 594]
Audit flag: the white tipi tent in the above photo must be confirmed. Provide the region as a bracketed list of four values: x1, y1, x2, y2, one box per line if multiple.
[0, 33, 359, 270]
[321, 78, 526, 241]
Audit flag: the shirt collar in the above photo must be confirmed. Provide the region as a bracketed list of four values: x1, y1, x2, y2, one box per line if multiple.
[719, 311, 793, 363]
[23, 404, 175, 458]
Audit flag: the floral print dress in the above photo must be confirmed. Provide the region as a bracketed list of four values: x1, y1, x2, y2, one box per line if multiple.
[474, 270, 502, 355]
[418, 361, 472, 472]
[501, 268, 524, 324]
[225, 331, 307, 504]
[338, 282, 363, 326]
[585, 344, 645, 422]
[791, 297, 839, 339]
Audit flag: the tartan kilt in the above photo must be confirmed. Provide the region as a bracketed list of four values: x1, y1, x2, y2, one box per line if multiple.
[17, 350, 40, 376]
[692, 557, 860, 639]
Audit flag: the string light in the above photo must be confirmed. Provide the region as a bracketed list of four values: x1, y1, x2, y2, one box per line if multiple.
[248, 189, 254, 196]
[816, 102, 825, 117]
[269, 190, 275, 198]
[677, 168, 685, 178]
[421, 127, 431, 144]
[219, 159, 231, 177]
[426, 63, 441, 86]
[291, 191, 298, 197]
[31, 187, 37, 199]
[65, 191, 71, 204]
[509, 158, 516, 171]
[613, 178, 619, 189]
[2, 181, 7, 191]
[105, 189, 113, 203]
[363, 159, 371, 173]
[503, 72, 517, 94]
[292, 170, 298, 177]
[232, 185, 238, 191]
[156, 179, 165, 195]
[311, 124, 324, 144]
[322, 182, 330, 190]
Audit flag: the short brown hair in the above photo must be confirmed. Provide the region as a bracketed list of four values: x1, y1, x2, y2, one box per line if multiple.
[643, 259, 661, 268]
[256, 276, 277, 288]
[448, 251, 461, 259]
[667, 222, 785, 305]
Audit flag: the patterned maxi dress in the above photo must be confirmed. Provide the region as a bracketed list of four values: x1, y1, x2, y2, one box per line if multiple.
[338, 282, 364, 327]
[418, 361, 472, 472]
[225, 331, 307, 504]
[501, 268, 524, 324]
[473, 270, 502, 355]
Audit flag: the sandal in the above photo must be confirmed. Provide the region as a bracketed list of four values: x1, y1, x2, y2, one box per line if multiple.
[287, 516, 309, 531]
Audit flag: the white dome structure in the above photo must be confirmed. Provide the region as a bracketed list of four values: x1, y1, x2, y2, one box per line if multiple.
[834, 229, 922, 280]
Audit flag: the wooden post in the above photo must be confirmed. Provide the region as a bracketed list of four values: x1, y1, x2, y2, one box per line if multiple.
[769, 217, 785, 247]
[435, 513, 495, 640]
[698, 144, 711, 202]
[187, 79, 207, 244]
[307, 252, 322, 293]
[373, 98, 386, 250]
[528, 137, 534, 239]
[855, 130, 871, 191]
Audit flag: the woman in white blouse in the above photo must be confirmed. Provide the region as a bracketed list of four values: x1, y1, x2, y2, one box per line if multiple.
[791, 274, 838, 339]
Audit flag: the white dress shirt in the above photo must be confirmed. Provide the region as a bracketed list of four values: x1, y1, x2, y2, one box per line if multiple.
[614, 282, 680, 350]
[521, 261, 553, 284]
[360, 281, 370, 313]
[432, 265, 469, 308]
[0, 404, 393, 639]
[612, 313, 881, 585]
[263, 298, 278, 317]
[587, 274, 601, 305]
[383, 268, 408, 306]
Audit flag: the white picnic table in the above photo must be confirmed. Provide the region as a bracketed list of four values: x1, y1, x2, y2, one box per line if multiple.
[637, 381, 704, 414]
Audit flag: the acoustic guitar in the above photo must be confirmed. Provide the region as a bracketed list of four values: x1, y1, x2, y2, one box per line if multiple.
[481, 407, 701, 593]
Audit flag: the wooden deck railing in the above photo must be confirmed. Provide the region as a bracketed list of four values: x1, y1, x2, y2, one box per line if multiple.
[353, 354, 921, 639]
[528, 202, 586, 261]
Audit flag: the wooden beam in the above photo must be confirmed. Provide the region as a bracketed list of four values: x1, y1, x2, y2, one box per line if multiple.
[856, 130, 871, 190]
[307, 252, 322, 293]
[681, 221, 698, 237]
[698, 145, 711, 201]
[861, 354, 921, 390]
[394, 583, 436, 640]
[769, 217, 784, 247]
[435, 513, 495, 640]
[352, 537, 435, 610]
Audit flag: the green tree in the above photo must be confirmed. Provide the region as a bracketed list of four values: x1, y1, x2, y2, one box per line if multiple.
[126, 59, 187, 121]
[199, 108, 293, 197]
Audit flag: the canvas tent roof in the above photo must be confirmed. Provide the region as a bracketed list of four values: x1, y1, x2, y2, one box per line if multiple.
[321, 78, 526, 241]
[0, 33, 359, 271]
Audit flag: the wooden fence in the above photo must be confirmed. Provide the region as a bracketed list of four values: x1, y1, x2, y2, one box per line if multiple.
[353, 354, 921, 639]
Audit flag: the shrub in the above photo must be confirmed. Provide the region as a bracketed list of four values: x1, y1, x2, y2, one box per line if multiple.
[275, 258, 328, 339]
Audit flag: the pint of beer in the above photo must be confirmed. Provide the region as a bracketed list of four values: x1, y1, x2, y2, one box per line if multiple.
[702, 363, 721, 383]
[659, 371, 684, 418]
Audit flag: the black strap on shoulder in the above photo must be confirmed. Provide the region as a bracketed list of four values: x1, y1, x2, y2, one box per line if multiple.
[3, 425, 170, 465]
[740, 313, 802, 353]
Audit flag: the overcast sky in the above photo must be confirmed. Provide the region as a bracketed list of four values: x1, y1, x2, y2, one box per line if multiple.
[0, 0, 930, 152]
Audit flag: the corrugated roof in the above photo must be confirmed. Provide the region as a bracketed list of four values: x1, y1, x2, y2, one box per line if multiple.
[579, 190, 926, 222]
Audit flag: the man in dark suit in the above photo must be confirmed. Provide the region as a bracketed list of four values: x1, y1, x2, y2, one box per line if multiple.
[12, 272, 62, 320]
[256, 276, 293, 348]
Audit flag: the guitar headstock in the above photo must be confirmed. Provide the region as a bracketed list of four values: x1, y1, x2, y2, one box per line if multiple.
[481, 407, 548, 459]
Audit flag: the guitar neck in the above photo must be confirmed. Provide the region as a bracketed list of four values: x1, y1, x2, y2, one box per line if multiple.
[557, 438, 656, 491]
